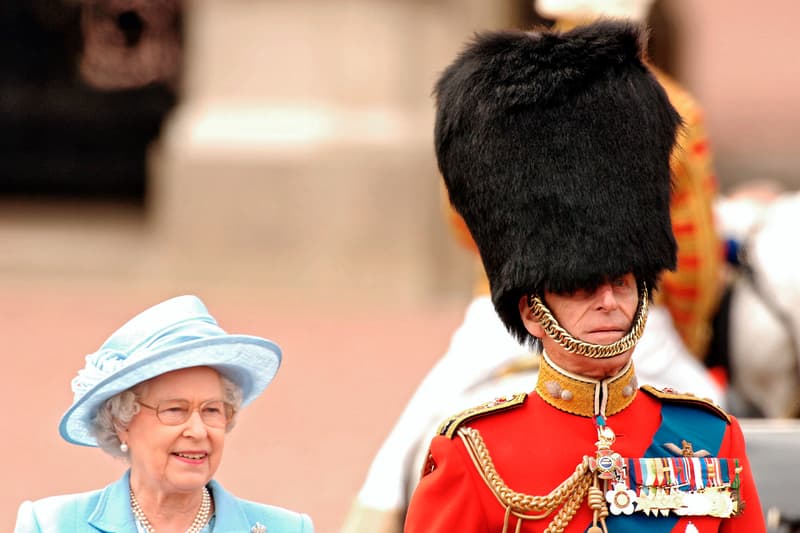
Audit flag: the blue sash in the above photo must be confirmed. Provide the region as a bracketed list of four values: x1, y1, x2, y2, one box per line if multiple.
[596, 403, 727, 533]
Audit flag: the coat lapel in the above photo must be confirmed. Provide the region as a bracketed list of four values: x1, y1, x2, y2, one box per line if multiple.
[85, 472, 260, 532]
[87, 470, 138, 533]
[208, 479, 254, 530]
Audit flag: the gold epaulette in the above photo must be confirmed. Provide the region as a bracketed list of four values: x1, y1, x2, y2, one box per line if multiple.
[437, 393, 528, 439]
[641, 384, 730, 423]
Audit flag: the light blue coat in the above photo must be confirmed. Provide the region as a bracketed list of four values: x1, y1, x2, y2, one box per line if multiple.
[15, 471, 313, 533]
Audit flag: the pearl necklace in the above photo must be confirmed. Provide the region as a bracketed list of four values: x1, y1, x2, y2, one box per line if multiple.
[129, 486, 211, 533]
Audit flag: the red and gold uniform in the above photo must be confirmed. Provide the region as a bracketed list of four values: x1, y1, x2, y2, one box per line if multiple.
[405, 355, 764, 533]
[654, 68, 723, 360]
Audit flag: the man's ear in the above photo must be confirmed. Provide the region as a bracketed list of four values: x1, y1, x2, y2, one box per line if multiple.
[518, 295, 545, 338]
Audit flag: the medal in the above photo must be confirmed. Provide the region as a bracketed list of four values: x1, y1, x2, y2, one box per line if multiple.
[590, 421, 624, 480]
[623, 457, 739, 518]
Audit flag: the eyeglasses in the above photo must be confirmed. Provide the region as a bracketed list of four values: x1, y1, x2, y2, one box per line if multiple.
[137, 399, 235, 428]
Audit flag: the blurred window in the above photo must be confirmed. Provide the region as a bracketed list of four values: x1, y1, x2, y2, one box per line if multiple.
[0, 1, 179, 203]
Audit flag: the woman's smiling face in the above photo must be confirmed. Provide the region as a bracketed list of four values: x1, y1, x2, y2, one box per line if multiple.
[119, 366, 228, 495]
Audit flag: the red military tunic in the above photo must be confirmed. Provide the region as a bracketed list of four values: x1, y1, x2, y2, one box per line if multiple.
[405, 355, 765, 533]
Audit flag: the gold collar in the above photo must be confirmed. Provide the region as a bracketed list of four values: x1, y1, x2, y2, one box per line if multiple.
[535, 352, 638, 417]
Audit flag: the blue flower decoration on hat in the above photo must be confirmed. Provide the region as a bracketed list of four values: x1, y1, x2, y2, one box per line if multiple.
[60, 295, 282, 447]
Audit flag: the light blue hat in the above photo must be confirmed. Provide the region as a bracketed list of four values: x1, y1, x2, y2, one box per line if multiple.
[59, 295, 282, 447]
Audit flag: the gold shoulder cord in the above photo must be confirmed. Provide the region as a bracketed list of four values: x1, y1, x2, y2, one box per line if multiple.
[459, 427, 609, 533]
[640, 384, 731, 422]
[438, 393, 528, 439]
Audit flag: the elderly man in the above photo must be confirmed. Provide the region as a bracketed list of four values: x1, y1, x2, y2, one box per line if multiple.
[403, 21, 765, 533]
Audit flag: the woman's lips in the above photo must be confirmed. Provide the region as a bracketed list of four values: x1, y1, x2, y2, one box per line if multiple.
[172, 451, 208, 464]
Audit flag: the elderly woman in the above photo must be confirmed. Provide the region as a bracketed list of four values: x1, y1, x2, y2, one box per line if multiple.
[15, 295, 314, 532]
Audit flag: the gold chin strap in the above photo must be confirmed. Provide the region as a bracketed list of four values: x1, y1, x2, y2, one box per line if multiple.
[528, 285, 649, 359]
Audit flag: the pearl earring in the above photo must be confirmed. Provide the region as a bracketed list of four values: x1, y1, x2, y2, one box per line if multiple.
[120, 442, 129, 453]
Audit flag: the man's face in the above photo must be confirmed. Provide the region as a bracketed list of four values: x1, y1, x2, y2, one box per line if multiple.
[520, 273, 640, 378]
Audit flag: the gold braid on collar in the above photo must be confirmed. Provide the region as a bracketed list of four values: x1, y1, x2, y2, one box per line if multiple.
[535, 353, 638, 417]
[528, 285, 649, 359]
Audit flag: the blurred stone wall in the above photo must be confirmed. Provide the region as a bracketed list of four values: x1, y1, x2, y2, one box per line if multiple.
[669, 0, 800, 191]
[146, 0, 516, 304]
[2, 0, 799, 305]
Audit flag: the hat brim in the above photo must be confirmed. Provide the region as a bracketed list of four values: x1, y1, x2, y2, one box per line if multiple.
[59, 335, 281, 447]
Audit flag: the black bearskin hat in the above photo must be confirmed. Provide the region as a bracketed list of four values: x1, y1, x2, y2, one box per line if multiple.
[434, 21, 680, 342]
